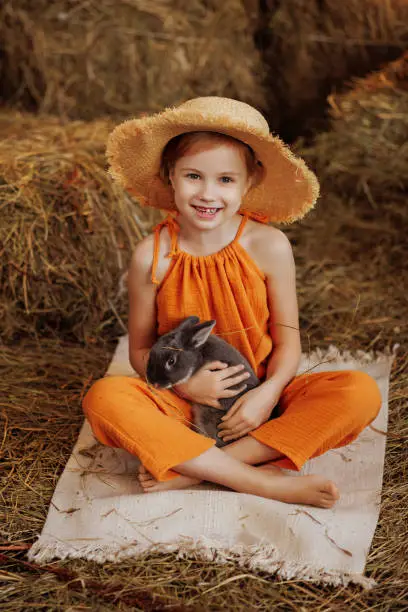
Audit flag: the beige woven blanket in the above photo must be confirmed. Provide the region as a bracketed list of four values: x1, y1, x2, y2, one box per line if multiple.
[28, 337, 396, 588]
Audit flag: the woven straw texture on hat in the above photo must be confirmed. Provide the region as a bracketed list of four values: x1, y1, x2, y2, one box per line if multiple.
[106, 97, 320, 224]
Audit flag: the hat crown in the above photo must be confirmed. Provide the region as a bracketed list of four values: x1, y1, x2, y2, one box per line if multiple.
[177, 96, 270, 135]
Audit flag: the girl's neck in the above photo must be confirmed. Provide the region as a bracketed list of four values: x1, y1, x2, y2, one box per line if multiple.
[175, 212, 243, 255]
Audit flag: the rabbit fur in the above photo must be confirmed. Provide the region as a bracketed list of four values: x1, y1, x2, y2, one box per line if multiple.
[146, 315, 269, 447]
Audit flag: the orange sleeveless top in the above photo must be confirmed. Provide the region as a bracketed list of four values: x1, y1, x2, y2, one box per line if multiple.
[150, 211, 273, 382]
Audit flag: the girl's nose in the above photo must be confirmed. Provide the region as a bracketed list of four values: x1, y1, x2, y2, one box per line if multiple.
[199, 193, 216, 204]
[198, 181, 217, 202]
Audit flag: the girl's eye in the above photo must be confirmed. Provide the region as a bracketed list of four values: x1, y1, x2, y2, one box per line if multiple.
[186, 173, 200, 180]
[220, 176, 233, 183]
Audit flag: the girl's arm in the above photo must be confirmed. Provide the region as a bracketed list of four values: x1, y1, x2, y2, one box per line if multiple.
[127, 236, 158, 378]
[257, 227, 302, 396]
[131, 347, 152, 380]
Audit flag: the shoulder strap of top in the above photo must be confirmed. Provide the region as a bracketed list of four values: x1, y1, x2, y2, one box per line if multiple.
[233, 210, 269, 243]
[234, 214, 249, 243]
[151, 214, 179, 285]
[241, 210, 270, 225]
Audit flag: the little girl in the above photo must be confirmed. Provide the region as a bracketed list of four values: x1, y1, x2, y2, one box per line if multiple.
[83, 97, 381, 508]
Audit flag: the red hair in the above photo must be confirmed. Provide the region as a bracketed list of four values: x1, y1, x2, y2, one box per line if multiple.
[160, 131, 262, 186]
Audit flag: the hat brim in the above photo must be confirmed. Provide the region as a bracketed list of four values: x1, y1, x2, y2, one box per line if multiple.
[107, 106, 319, 224]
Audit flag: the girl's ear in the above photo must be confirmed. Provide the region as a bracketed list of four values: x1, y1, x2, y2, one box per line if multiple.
[169, 167, 175, 188]
[243, 175, 253, 196]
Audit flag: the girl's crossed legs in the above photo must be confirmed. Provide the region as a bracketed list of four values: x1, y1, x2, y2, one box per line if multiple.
[83, 370, 381, 508]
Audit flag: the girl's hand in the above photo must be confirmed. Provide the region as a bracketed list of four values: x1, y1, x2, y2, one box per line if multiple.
[173, 361, 251, 408]
[217, 382, 281, 443]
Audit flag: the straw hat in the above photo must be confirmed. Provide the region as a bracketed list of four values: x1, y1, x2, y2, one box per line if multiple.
[107, 97, 319, 223]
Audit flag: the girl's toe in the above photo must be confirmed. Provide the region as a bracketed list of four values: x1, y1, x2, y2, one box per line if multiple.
[140, 478, 156, 488]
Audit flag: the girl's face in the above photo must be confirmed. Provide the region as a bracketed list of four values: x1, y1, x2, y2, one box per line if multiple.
[169, 141, 251, 225]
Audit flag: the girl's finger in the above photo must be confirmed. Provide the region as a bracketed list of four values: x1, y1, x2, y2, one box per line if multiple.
[221, 400, 243, 422]
[218, 413, 243, 430]
[206, 361, 228, 371]
[218, 415, 243, 431]
[219, 420, 249, 437]
[221, 384, 247, 398]
[218, 364, 245, 380]
[222, 426, 252, 443]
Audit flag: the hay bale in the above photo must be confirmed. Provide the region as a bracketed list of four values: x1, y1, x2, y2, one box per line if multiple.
[0, 0, 267, 120]
[288, 53, 408, 349]
[0, 110, 162, 344]
[261, 0, 408, 137]
[298, 51, 408, 204]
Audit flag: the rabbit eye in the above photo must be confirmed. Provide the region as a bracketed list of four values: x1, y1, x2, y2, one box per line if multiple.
[166, 356, 176, 368]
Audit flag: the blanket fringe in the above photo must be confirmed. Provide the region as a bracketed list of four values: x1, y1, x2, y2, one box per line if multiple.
[298, 343, 398, 373]
[28, 534, 376, 589]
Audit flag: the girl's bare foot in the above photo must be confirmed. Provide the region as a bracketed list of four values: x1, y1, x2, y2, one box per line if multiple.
[138, 464, 201, 493]
[137, 463, 339, 508]
[268, 474, 339, 508]
[254, 463, 338, 507]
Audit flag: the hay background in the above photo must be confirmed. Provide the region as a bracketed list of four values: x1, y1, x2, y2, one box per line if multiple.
[252, 0, 408, 138]
[0, 0, 267, 120]
[2, 0, 408, 139]
[1, 5, 407, 611]
[0, 111, 165, 344]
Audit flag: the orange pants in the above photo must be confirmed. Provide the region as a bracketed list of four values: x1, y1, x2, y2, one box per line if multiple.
[82, 370, 382, 481]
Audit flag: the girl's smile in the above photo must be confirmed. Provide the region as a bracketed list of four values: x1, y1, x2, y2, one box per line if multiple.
[170, 143, 251, 228]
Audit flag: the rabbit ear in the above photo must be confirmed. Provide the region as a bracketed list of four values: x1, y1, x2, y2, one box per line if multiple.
[188, 320, 216, 348]
[178, 315, 200, 330]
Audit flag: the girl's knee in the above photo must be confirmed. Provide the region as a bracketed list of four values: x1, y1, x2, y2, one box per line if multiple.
[340, 370, 382, 425]
[82, 375, 141, 415]
[82, 376, 145, 447]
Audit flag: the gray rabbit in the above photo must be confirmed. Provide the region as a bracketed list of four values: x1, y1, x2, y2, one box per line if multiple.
[146, 315, 266, 447]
